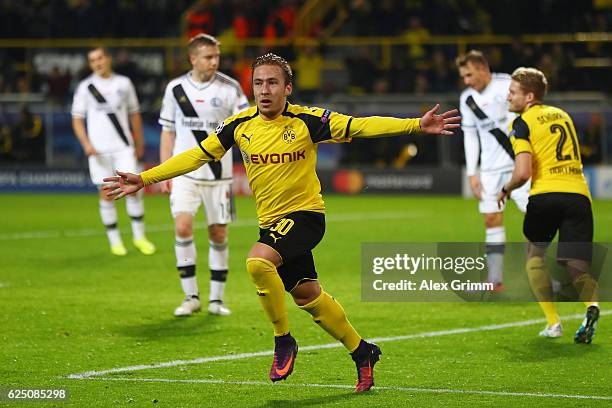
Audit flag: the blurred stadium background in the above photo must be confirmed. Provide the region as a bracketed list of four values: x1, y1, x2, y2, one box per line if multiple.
[0, 0, 610, 196]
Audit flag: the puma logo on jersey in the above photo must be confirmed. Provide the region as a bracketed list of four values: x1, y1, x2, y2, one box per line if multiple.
[270, 233, 281, 243]
[241, 133, 252, 143]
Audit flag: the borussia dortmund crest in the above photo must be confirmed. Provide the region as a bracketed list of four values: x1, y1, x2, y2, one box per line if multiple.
[282, 126, 296, 144]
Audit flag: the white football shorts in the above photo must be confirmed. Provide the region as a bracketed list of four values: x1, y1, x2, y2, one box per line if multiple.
[170, 176, 234, 225]
[89, 148, 137, 186]
[479, 170, 530, 214]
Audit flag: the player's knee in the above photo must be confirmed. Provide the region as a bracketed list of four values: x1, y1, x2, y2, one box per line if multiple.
[208, 224, 227, 243]
[291, 280, 321, 306]
[527, 243, 546, 259]
[99, 190, 113, 202]
[175, 222, 193, 238]
[484, 212, 503, 228]
[247, 243, 282, 265]
[246, 257, 276, 282]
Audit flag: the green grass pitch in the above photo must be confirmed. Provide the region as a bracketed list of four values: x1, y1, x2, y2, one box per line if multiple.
[1, 193, 611, 407]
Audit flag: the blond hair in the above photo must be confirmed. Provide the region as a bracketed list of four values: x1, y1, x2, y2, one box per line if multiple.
[88, 46, 110, 57]
[187, 33, 220, 55]
[252, 53, 293, 85]
[511, 67, 548, 101]
[455, 50, 489, 69]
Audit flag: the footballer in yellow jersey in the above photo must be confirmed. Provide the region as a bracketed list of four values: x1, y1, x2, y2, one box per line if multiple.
[104, 53, 461, 390]
[149, 102, 421, 228]
[509, 105, 590, 200]
[498, 67, 599, 344]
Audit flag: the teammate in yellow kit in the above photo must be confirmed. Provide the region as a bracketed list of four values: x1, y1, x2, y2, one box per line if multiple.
[104, 53, 461, 391]
[497, 67, 599, 343]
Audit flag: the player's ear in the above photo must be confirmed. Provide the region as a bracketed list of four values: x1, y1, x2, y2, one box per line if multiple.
[526, 91, 535, 104]
[285, 82, 293, 96]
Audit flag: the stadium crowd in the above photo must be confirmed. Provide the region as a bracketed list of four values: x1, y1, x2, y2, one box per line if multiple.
[0, 0, 609, 165]
[0, 1, 609, 99]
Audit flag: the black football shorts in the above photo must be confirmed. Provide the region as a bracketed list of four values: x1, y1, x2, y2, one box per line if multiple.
[524, 192, 593, 261]
[258, 211, 325, 291]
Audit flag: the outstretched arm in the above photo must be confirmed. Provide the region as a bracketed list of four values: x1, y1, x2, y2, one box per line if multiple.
[103, 145, 212, 200]
[348, 104, 460, 139]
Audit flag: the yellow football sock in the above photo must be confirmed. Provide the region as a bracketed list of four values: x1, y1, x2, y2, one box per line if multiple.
[538, 302, 561, 326]
[572, 273, 599, 306]
[526, 256, 560, 326]
[299, 290, 362, 352]
[246, 258, 289, 337]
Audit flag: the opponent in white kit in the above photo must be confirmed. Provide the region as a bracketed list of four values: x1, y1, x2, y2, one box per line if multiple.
[158, 34, 249, 316]
[456, 50, 530, 290]
[72, 47, 156, 256]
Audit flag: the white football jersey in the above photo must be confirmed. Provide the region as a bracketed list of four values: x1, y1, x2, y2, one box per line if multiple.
[159, 71, 249, 182]
[71, 73, 139, 154]
[459, 73, 516, 175]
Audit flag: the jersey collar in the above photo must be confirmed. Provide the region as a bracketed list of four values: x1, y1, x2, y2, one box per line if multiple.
[93, 72, 114, 81]
[523, 103, 543, 114]
[187, 71, 216, 90]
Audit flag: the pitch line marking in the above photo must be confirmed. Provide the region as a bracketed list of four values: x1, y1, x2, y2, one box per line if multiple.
[0, 211, 426, 240]
[81, 377, 612, 401]
[66, 310, 611, 380]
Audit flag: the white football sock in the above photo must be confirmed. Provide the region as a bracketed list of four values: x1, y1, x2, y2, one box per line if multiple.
[209, 239, 228, 302]
[126, 195, 145, 240]
[176, 236, 198, 297]
[99, 199, 123, 246]
[486, 226, 505, 284]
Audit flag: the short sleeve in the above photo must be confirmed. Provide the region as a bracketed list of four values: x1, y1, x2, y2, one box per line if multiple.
[459, 94, 476, 129]
[71, 82, 87, 118]
[158, 84, 176, 131]
[126, 79, 140, 114]
[232, 87, 250, 115]
[510, 116, 532, 155]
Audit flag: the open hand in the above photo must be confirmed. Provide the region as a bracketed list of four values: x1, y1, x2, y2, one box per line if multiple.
[102, 171, 144, 200]
[420, 104, 461, 136]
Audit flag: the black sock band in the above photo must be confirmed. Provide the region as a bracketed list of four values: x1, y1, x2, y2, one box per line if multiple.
[211, 269, 228, 282]
[178, 265, 196, 278]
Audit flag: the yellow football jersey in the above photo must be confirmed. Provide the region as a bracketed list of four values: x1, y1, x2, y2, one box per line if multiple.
[510, 104, 591, 200]
[142, 102, 420, 227]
